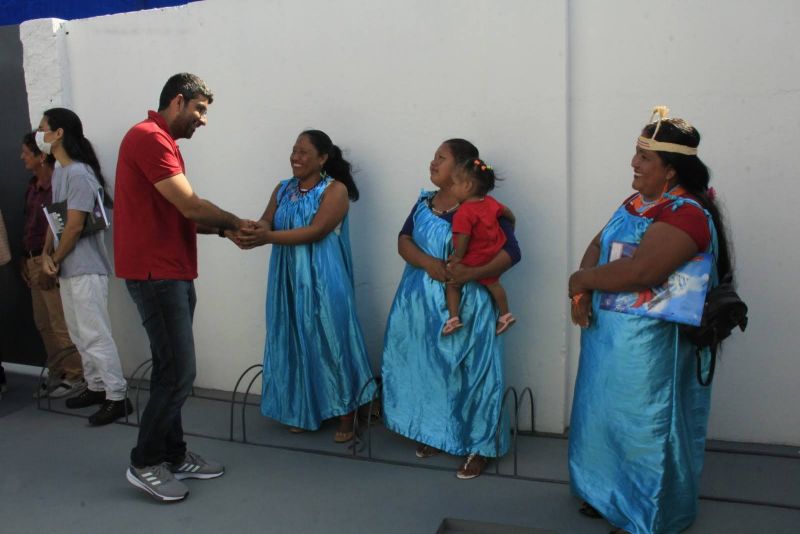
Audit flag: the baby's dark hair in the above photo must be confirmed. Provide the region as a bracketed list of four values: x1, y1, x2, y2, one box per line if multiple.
[457, 158, 498, 196]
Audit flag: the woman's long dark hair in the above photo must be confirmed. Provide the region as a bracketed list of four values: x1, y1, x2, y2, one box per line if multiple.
[43, 107, 112, 206]
[301, 130, 358, 201]
[643, 119, 732, 281]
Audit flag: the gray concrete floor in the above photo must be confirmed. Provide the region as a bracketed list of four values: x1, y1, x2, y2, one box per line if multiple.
[1, 365, 799, 534]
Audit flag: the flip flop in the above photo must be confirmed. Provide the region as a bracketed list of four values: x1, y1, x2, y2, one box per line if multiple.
[579, 501, 601, 519]
[442, 316, 463, 336]
[496, 313, 516, 335]
[334, 414, 356, 443]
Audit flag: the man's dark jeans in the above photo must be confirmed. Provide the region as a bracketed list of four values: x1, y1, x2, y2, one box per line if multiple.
[126, 279, 196, 468]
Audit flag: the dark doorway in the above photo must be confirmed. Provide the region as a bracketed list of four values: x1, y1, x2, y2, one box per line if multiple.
[0, 24, 47, 368]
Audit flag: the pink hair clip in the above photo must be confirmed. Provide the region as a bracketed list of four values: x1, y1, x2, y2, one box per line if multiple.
[707, 187, 717, 201]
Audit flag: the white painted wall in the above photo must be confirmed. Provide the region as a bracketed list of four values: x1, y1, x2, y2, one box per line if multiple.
[19, 0, 800, 444]
[21, 0, 570, 433]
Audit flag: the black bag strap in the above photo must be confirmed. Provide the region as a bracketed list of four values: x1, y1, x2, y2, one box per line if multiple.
[696, 344, 716, 387]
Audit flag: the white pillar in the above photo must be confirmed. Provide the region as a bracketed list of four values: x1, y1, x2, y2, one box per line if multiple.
[20, 18, 72, 129]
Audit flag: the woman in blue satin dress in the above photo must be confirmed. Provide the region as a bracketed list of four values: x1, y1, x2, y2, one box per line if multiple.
[237, 130, 376, 443]
[381, 139, 521, 479]
[567, 109, 734, 534]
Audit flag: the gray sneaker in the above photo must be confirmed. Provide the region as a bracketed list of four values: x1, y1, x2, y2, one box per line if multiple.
[49, 378, 87, 399]
[169, 451, 224, 480]
[126, 464, 189, 502]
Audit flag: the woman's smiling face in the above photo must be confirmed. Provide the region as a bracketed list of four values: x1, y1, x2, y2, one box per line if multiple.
[290, 134, 327, 181]
[631, 144, 674, 200]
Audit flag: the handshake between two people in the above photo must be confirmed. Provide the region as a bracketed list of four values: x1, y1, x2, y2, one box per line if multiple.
[222, 219, 273, 250]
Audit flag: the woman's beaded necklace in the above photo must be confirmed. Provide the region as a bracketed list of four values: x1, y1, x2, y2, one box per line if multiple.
[429, 192, 460, 215]
[297, 176, 323, 194]
[635, 195, 660, 213]
[631, 184, 685, 213]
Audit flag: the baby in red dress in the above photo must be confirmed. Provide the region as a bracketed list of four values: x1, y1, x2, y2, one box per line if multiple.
[443, 158, 516, 336]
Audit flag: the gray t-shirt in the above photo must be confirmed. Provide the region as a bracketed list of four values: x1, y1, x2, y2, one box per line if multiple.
[51, 161, 112, 278]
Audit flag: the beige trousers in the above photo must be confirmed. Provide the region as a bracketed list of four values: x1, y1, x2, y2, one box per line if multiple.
[27, 256, 84, 382]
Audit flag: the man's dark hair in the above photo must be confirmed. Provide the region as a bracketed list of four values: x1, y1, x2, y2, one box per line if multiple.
[158, 73, 214, 111]
[22, 131, 55, 167]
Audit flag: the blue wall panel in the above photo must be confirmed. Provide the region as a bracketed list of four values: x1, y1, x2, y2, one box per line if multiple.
[0, 0, 197, 26]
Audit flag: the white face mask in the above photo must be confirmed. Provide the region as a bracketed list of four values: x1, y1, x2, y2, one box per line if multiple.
[35, 130, 52, 155]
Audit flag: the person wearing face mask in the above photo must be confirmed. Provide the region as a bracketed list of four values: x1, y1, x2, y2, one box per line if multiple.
[38, 108, 130, 425]
[115, 73, 245, 503]
[20, 132, 86, 399]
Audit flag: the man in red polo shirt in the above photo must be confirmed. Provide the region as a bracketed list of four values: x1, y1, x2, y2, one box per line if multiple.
[115, 73, 243, 502]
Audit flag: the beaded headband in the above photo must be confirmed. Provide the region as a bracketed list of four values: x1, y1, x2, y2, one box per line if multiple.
[636, 105, 698, 156]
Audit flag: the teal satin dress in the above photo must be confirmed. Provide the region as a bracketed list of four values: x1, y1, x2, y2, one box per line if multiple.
[381, 191, 510, 457]
[569, 195, 718, 533]
[260, 177, 377, 430]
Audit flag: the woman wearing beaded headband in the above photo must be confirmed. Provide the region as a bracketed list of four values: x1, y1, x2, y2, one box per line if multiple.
[567, 107, 734, 533]
[381, 139, 521, 479]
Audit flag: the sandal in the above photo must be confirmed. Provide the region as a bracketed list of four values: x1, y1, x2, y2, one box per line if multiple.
[442, 316, 463, 336]
[334, 413, 355, 443]
[579, 501, 601, 519]
[288, 426, 306, 434]
[495, 313, 516, 335]
[415, 444, 440, 459]
[456, 453, 488, 480]
[358, 399, 382, 425]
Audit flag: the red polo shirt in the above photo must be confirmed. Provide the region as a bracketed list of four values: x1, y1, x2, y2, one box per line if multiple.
[114, 111, 197, 280]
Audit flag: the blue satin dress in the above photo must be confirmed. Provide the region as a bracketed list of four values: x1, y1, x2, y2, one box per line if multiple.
[382, 191, 510, 458]
[260, 177, 377, 430]
[569, 196, 718, 534]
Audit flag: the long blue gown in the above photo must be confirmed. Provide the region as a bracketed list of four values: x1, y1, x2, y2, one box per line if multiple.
[569, 196, 718, 534]
[260, 177, 377, 430]
[381, 191, 510, 458]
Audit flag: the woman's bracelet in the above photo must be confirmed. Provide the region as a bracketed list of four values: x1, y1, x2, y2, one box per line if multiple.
[571, 292, 589, 305]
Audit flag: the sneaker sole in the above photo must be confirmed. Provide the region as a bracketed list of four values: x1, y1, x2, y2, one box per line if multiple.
[49, 388, 80, 399]
[126, 469, 188, 502]
[49, 384, 87, 399]
[173, 470, 224, 481]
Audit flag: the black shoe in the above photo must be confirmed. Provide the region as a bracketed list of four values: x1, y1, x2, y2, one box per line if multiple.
[65, 389, 106, 409]
[88, 398, 133, 426]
